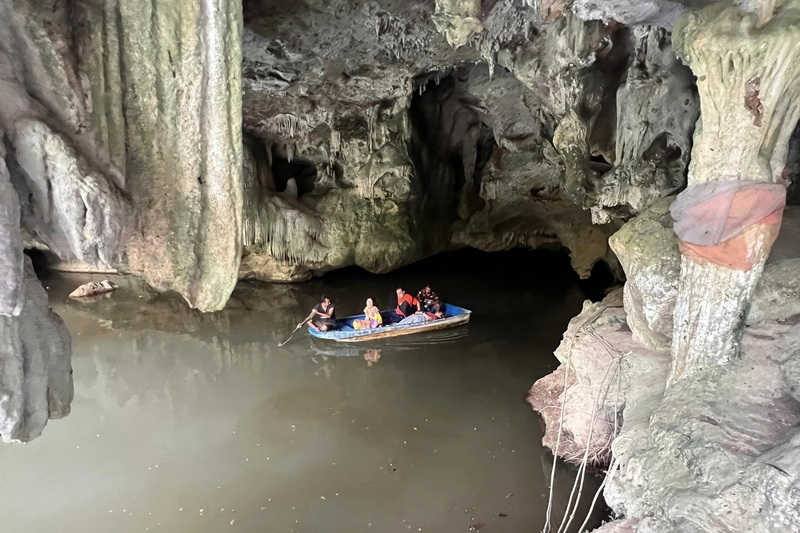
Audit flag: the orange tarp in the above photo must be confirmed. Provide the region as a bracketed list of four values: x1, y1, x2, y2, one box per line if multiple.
[670, 181, 786, 271]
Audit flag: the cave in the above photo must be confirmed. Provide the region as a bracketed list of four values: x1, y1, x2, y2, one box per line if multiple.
[409, 66, 493, 230]
[270, 150, 317, 197]
[2, 1, 800, 533]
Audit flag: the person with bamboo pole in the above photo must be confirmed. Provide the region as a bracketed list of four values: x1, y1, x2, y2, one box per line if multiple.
[307, 295, 338, 332]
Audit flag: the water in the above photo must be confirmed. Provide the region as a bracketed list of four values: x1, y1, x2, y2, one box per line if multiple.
[0, 250, 607, 533]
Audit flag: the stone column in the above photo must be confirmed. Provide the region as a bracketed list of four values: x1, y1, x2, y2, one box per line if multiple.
[116, 0, 244, 312]
[0, 155, 23, 316]
[668, 1, 800, 382]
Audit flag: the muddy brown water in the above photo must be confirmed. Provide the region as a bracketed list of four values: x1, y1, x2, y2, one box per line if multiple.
[0, 250, 607, 533]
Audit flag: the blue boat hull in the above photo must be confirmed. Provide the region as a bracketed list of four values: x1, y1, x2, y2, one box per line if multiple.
[308, 303, 471, 343]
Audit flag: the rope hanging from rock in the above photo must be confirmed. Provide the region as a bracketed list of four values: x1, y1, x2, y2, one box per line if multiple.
[670, 180, 786, 271]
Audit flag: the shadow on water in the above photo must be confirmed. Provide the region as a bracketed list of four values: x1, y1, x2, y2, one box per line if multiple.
[8, 247, 611, 533]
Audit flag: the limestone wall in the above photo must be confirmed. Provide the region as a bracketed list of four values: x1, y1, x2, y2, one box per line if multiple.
[0, 0, 243, 312]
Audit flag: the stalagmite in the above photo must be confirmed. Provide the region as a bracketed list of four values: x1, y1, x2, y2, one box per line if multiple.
[668, 0, 800, 382]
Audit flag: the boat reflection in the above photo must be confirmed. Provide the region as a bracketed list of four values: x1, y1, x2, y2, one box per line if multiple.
[307, 325, 470, 357]
[364, 349, 381, 367]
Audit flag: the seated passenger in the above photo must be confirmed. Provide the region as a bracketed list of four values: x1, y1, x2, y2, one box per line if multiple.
[353, 298, 383, 330]
[417, 284, 444, 317]
[393, 287, 421, 322]
[307, 295, 338, 332]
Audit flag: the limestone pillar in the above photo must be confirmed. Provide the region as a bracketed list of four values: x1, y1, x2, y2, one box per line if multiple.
[668, 1, 800, 382]
[115, 0, 244, 311]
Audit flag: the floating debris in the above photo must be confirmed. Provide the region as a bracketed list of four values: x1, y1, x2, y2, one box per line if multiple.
[69, 279, 118, 299]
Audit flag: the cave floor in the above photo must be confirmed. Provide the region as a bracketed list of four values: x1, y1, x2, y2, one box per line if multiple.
[0, 250, 605, 533]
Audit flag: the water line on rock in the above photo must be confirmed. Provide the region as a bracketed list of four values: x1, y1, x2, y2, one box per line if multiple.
[542, 305, 606, 533]
[575, 364, 624, 533]
[543, 302, 623, 533]
[542, 353, 571, 533]
[557, 349, 620, 533]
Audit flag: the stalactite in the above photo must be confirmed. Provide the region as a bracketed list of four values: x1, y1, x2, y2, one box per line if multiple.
[241, 144, 327, 267]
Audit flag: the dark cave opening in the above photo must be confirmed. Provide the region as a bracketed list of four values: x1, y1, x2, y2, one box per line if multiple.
[409, 66, 493, 233]
[270, 148, 318, 198]
[588, 25, 633, 161]
[787, 119, 800, 206]
[590, 153, 613, 173]
[316, 247, 616, 314]
[579, 259, 617, 302]
[25, 248, 51, 278]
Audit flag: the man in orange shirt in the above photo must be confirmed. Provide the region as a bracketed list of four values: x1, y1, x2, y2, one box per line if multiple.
[394, 287, 420, 321]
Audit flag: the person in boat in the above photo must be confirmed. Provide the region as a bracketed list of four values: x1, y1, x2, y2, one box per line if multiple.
[307, 295, 338, 332]
[397, 312, 435, 325]
[417, 284, 444, 317]
[353, 298, 383, 330]
[393, 287, 421, 323]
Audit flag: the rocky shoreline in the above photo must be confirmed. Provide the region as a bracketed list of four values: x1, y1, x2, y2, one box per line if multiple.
[529, 204, 800, 533]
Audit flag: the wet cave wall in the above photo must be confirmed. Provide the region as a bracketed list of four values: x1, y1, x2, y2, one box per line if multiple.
[0, 0, 705, 302]
[237, 0, 704, 282]
[523, 3, 800, 533]
[0, 0, 243, 441]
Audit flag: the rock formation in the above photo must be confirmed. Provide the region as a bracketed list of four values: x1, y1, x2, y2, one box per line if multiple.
[236, 0, 706, 281]
[608, 198, 680, 350]
[0, 257, 73, 443]
[668, 0, 800, 382]
[1, 4, 799, 532]
[0, 0, 243, 442]
[1, 0, 702, 298]
[526, 2, 800, 531]
[0, 0, 243, 312]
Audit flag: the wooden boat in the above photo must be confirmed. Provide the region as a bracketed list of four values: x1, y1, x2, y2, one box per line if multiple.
[308, 303, 471, 343]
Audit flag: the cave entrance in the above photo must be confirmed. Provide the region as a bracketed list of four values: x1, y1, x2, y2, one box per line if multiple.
[409, 66, 495, 235]
[320, 247, 617, 315]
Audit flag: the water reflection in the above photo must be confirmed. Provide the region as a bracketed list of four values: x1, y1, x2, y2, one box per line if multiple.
[364, 349, 381, 367]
